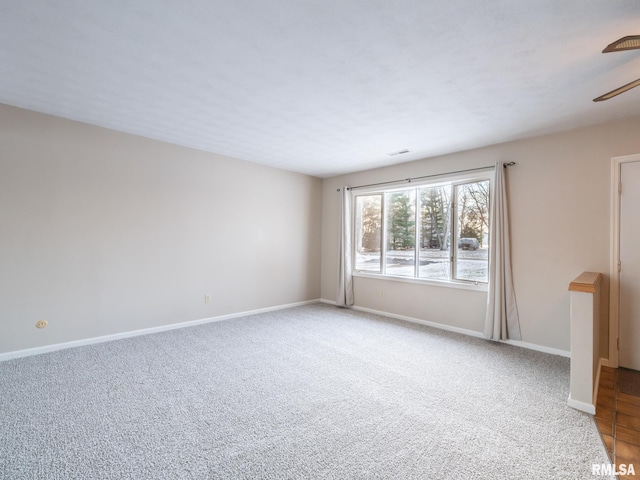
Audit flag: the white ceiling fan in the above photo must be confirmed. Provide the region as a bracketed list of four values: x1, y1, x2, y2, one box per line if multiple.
[593, 35, 640, 102]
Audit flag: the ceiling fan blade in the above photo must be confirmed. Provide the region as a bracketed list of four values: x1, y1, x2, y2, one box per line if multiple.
[593, 78, 640, 102]
[603, 35, 640, 53]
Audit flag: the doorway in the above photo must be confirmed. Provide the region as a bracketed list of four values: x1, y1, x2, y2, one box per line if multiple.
[611, 153, 640, 371]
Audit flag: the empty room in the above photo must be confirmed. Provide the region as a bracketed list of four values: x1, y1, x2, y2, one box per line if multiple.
[2, 1, 640, 479]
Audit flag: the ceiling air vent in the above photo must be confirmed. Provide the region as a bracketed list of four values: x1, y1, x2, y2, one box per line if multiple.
[387, 149, 410, 156]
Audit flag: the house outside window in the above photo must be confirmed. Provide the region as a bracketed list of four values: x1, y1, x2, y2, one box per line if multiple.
[353, 176, 490, 285]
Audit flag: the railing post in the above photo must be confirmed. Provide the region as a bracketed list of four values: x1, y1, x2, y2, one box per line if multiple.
[567, 272, 602, 414]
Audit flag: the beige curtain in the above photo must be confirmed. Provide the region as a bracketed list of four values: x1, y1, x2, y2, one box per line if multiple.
[484, 162, 521, 340]
[336, 187, 354, 307]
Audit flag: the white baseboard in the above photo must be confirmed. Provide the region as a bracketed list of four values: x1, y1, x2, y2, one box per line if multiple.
[600, 357, 613, 368]
[0, 299, 321, 362]
[6, 298, 570, 363]
[349, 304, 485, 339]
[567, 395, 596, 415]
[501, 339, 570, 358]
[320, 299, 570, 357]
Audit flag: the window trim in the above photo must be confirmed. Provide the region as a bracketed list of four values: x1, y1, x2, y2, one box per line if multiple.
[351, 171, 491, 288]
[352, 270, 488, 291]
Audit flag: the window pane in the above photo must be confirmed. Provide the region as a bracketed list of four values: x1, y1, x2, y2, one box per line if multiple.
[418, 185, 451, 281]
[385, 190, 416, 277]
[454, 180, 489, 283]
[354, 195, 382, 272]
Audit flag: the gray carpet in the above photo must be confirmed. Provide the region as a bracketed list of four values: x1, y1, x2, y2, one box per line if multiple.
[0, 303, 610, 479]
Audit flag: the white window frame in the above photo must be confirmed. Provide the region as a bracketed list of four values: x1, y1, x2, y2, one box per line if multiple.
[351, 172, 491, 291]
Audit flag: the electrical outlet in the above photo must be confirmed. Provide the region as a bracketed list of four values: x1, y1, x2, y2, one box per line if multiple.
[204, 294, 211, 303]
[35, 320, 48, 329]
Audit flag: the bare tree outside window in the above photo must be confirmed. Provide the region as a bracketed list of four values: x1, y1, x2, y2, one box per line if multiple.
[354, 195, 381, 272]
[419, 185, 451, 281]
[455, 180, 489, 282]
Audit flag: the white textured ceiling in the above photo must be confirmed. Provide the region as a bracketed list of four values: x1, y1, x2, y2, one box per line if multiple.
[1, 1, 640, 177]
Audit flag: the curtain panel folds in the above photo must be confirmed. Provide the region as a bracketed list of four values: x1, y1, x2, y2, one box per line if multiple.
[484, 162, 522, 340]
[337, 187, 354, 307]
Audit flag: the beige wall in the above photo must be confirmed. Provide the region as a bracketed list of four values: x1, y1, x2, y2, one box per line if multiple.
[322, 115, 640, 354]
[0, 104, 322, 354]
[4, 101, 637, 358]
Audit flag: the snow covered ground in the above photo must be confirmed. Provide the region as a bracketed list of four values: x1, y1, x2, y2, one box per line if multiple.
[355, 247, 488, 283]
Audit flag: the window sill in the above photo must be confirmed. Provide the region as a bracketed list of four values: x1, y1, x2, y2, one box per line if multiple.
[352, 271, 489, 292]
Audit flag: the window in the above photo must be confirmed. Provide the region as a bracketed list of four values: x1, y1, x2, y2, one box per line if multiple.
[353, 176, 490, 285]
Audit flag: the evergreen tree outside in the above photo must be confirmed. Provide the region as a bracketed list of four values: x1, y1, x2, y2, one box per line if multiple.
[386, 191, 415, 250]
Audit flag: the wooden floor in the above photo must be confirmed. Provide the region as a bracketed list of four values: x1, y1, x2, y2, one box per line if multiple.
[595, 366, 640, 479]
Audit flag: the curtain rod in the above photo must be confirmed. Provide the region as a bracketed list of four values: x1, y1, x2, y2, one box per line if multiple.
[340, 162, 516, 192]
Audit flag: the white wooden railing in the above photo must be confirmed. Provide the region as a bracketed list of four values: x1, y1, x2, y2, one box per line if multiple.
[567, 272, 602, 414]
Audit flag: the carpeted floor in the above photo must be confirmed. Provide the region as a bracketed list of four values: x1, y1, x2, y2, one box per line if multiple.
[0, 303, 611, 479]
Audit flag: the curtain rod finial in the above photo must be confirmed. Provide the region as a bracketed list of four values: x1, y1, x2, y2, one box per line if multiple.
[503, 162, 516, 168]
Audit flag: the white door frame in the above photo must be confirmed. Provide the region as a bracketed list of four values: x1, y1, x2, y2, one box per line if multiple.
[609, 153, 640, 368]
